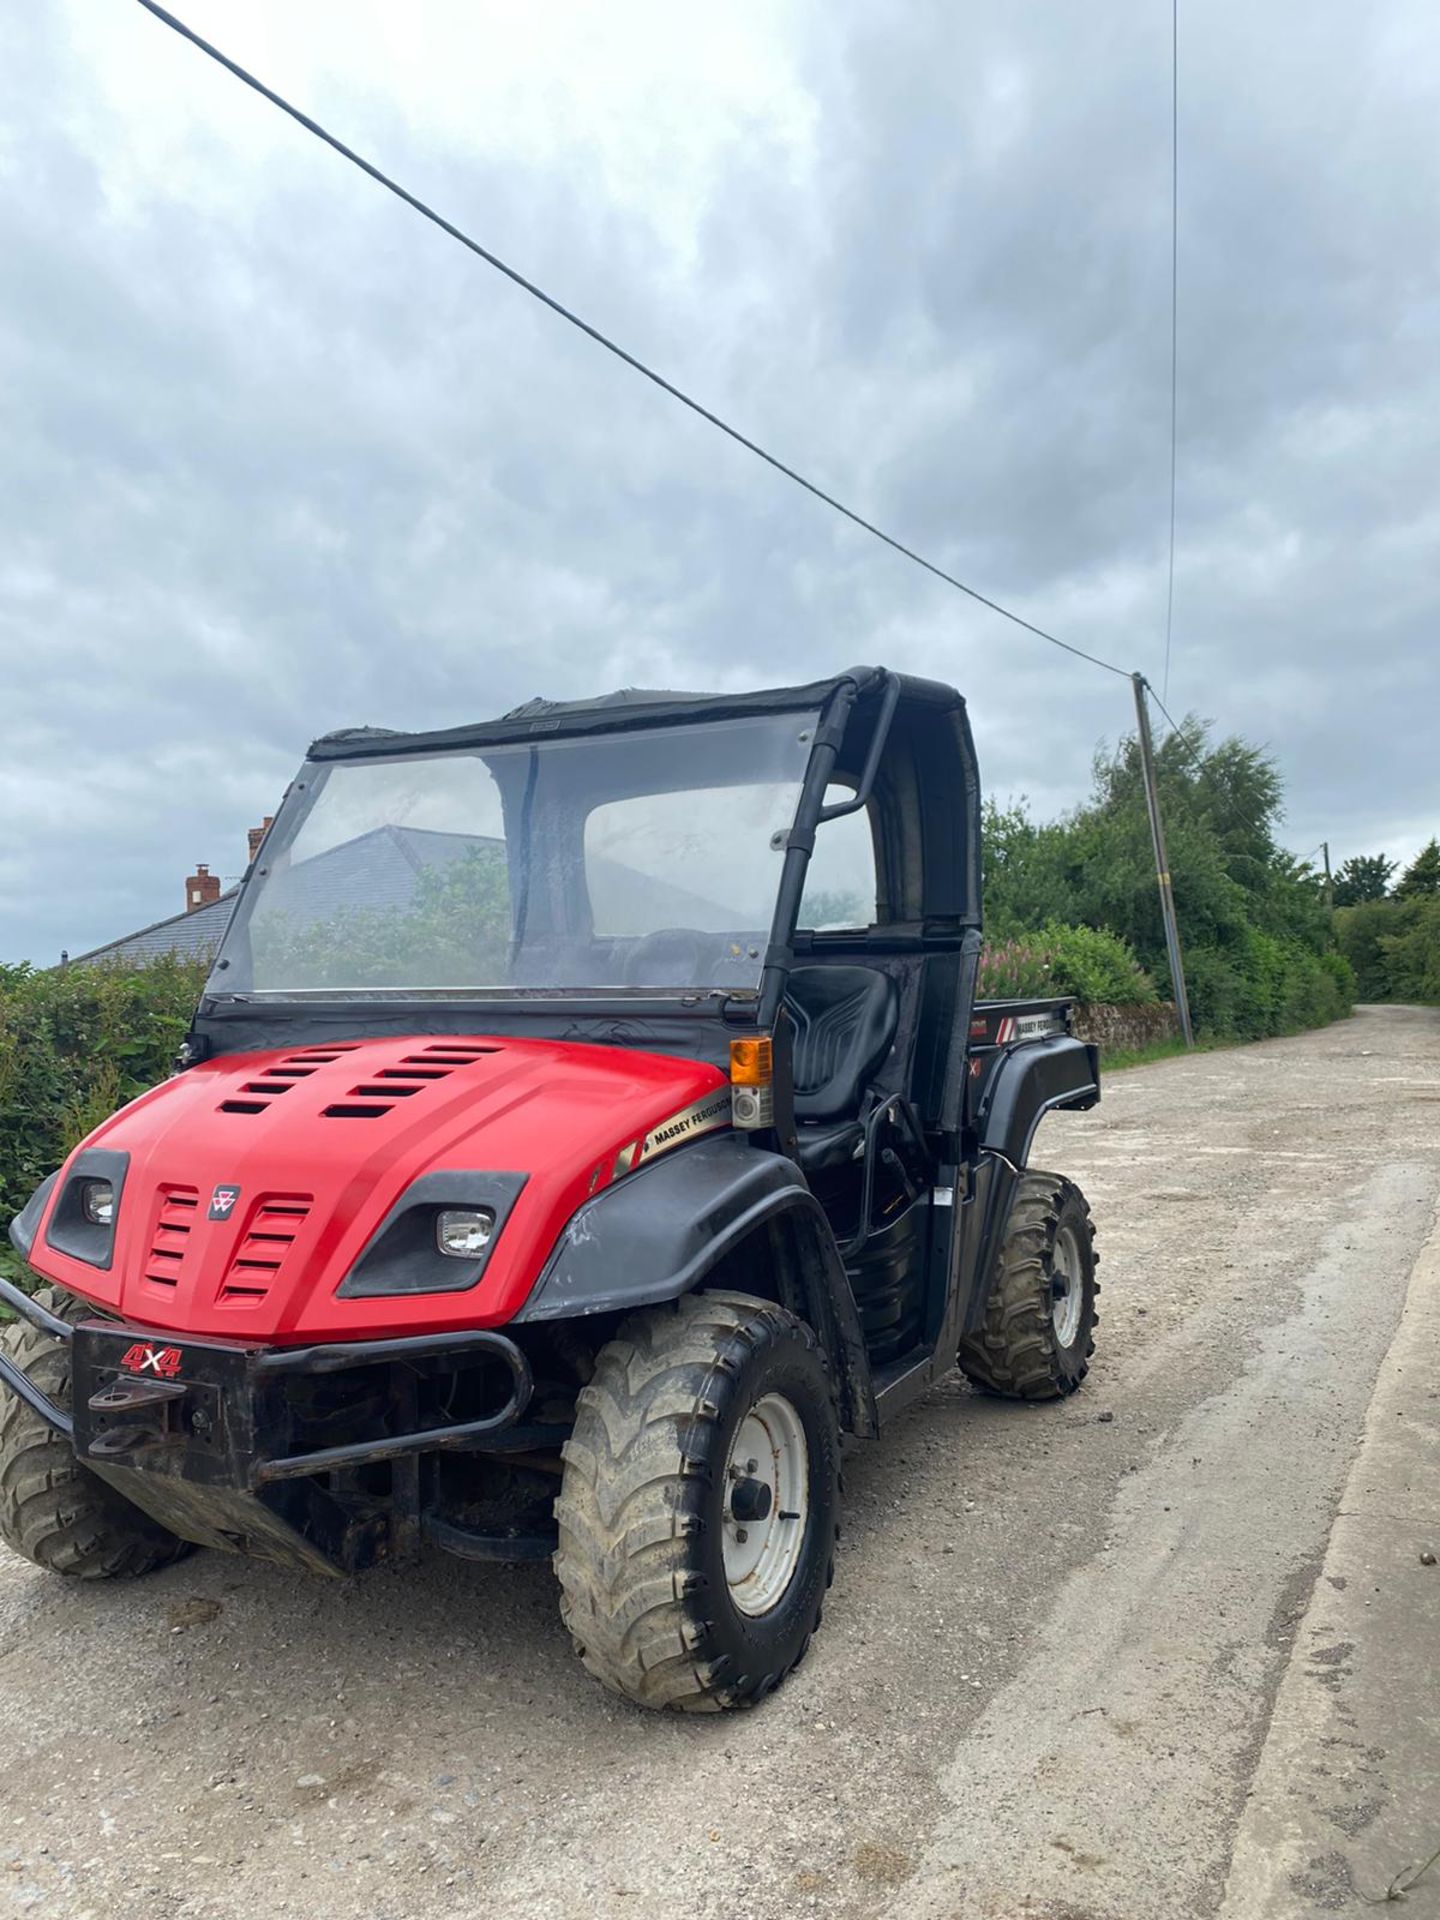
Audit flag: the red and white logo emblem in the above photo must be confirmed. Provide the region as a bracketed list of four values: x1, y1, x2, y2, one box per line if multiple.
[208, 1184, 241, 1221]
[120, 1342, 184, 1379]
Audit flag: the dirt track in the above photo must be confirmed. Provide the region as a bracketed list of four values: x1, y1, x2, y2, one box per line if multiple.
[2, 1004, 1438, 1920]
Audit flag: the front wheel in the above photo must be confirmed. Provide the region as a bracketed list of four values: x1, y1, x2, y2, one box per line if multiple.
[959, 1172, 1099, 1399]
[554, 1290, 840, 1712]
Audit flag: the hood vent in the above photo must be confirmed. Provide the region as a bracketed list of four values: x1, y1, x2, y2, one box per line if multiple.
[218, 1195, 314, 1304]
[220, 1075, 299, 1115]
[216, 1040, 504, 1120]
[408, 1044, 502, 1063]
[219, 1044, 364, 1116]
[320, 1041, 504, 1120]
[143, 1186, 200, 1290]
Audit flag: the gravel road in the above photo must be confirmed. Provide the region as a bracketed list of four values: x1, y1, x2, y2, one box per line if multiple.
[2, 1003, 1438, 1920]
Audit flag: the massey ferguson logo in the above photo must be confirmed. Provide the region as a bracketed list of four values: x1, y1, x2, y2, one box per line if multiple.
[208, 1183, 241, 1221]
[637, 1091, 731, 1162]
[120, 1342, 184, 1379]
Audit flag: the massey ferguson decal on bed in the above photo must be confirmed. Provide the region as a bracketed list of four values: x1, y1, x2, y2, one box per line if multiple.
[1, 667, 1102, 1713]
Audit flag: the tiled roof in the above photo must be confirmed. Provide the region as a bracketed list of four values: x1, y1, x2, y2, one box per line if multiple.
[62, 829, 474, 970]
[67, 891, 239, 969]
[259, 826, 485, 927]
[66, 823, 737, 970]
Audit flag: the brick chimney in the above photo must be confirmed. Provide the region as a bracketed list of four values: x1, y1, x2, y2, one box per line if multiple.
[247, 816, 275, 864]
[185, 864, 221, 914]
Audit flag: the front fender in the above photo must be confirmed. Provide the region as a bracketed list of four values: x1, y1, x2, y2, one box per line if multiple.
[520, 1133, 825, 1323]
[517, 1132, 876, 1436]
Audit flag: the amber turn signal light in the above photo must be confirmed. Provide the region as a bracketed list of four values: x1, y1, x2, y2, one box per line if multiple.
[729, 1036, 774, 1086]
[730, 1036, 775, 1130]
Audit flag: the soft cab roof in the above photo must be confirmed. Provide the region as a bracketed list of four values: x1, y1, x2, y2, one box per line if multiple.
[306, 665, 962, 761]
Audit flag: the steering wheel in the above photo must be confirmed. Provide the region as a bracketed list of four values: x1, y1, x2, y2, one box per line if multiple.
[622, 928, 716, 988]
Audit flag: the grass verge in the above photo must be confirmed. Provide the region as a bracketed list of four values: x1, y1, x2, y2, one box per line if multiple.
[1100, 1007, 1357, 1071]
[1101, 1035, 1224, 1072]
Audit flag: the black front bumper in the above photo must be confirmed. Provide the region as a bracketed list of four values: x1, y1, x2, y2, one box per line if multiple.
[0, 1274, 537, 1497]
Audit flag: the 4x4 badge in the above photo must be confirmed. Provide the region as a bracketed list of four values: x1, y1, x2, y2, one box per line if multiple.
[208, 1184, 241, 1221]
[119, 1342, 184, 1378]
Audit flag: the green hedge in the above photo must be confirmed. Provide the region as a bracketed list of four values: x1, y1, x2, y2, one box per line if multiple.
[1336, 898, 1440, 1004]
[1181, 931, 1354, 1040]
[0, 956, 209, 1253]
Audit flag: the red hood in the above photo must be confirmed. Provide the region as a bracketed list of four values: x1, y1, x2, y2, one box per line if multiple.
[26, 1034, 728, 1341]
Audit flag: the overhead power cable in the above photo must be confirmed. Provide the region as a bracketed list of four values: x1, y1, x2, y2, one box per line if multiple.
[1162, 0, 1180, 701]
[1145, 682, 1185, 738]
[134, 0, 1134, 683]
[1143, 680, 1208, 773]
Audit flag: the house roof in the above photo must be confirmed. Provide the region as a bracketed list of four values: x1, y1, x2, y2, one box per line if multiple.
[67, 889, 239, 969]
[68, 819, 745, 972]
[62, 827, 456, 970]
[254, 825, 489, 925]
[251, 825, 739, 935]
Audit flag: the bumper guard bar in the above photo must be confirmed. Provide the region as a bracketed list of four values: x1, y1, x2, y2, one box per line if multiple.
[0, 1273, 532, 1477]
[0, 1276, 74, 1438]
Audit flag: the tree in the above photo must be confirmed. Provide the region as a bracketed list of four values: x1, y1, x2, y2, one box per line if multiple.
[1393, 839, 1440, 900]
[979, 717, 1350, 1039]
[1334, 900, 1398, 999]
[1379, 899, 1440, 1003]
[1332, 853, 1396, 906]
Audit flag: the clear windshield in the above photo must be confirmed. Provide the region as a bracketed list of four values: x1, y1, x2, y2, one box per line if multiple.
[212, 711, 823, 995]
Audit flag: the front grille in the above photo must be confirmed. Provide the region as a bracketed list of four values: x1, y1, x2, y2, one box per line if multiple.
[144, 1186, 200, 1289]
[218, 1194, 314, 1304]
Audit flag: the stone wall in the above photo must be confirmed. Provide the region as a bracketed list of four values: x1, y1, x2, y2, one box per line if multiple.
[1072, 1001, 1181, 1054]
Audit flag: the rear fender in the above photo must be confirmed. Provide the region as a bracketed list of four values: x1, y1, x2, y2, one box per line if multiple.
[958, 1036, 1099, 1330]
[976, 1035, 1099, 1167]
[516, 1132, 876, 1437]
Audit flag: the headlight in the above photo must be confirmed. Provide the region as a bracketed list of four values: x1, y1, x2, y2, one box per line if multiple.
[337, 1176, 526, 1298]
[80, 1179, 115, 1227]
[436, 1208, 495, 1258]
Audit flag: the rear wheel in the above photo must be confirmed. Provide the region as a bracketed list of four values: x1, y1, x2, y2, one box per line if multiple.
[959, 1173, 1098, 1399]
[0, 1288, 194, 1578]
[554, 1290, 840, 1711]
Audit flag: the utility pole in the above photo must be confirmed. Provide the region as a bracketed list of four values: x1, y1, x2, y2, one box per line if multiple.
[1321, 840, 1333, 910]
[1132, 673, 1194, 1047]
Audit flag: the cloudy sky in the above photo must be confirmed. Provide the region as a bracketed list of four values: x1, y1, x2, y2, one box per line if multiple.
[3, 0, 1437, 965]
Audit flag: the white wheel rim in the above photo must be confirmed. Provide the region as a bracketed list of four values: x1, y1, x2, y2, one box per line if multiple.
[1050, 1223, 1084, 1348]
[722, 1392, 809, 1617]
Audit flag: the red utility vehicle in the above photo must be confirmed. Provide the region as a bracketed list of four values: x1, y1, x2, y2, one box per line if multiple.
[1, 668, 1100, 1710]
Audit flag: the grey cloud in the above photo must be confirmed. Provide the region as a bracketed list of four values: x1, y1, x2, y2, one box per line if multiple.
[2, 0, 1437, 965]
